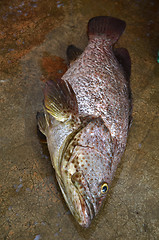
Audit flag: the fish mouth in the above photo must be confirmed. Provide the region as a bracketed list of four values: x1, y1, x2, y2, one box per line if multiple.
[73, 177, 96, 228]
[57, 173, 96, 228]
[77, 190, 96, 228]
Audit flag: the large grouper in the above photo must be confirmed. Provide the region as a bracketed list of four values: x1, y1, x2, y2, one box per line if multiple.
[37, 16, 132, 227]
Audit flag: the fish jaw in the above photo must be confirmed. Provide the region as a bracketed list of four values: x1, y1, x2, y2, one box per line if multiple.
[57, 168, 109, 227]
[56, 173, 94, 228]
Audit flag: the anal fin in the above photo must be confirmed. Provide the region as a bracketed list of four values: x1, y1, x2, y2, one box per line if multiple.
[36, 111, 46, 136]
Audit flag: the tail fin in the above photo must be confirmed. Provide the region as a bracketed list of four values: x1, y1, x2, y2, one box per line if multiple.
[87, 16, 126, 45]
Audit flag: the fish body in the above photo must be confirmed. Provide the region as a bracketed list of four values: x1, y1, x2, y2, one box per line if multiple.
[37, 16, 132, 227]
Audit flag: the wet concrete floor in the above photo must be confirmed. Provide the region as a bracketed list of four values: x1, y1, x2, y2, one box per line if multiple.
[0, 0, 159, 239]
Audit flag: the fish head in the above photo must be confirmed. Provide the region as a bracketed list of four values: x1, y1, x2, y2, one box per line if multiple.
[59, 118, 114, 227]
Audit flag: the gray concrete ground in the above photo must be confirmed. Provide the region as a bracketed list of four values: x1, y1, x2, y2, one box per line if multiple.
[0, 0, 159, 239]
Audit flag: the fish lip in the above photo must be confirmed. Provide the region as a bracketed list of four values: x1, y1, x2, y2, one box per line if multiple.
[56, 173, 94, 227]
[78, 191, 96, 228]
[85, 197, 96, 220]
[57, 174, 93, 228]
[78, 196, 91, 228]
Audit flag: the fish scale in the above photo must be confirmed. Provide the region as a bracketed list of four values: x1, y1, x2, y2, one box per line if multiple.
[37, 16, 132, 227]
[63, 48, 129, 141]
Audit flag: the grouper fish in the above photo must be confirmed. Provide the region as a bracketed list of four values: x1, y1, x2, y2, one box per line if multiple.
[37, 16, 132, 227]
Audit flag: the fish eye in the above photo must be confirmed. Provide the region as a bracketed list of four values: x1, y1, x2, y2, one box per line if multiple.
[101, 183, 108, 194]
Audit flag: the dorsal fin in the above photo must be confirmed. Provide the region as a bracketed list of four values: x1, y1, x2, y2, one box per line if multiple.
[66, 45, 83, 66]
[114, 48, 132, 128]
[87, 16, 126, 45]
[114, 47, 131, 81]
[44, 79, 78, 122]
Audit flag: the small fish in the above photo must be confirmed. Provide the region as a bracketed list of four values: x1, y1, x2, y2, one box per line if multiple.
[37, 16, 132, 227]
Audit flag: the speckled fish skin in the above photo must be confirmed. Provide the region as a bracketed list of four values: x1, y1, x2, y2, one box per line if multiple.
[37, 16, 132, 228]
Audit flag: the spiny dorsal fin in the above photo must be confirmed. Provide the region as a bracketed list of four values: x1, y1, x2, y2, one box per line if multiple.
[114, 48, 132, 128]
[44, 79, 78, 122]
[114, 48, 131, 81]
[66, 45, 83, 66]
[87, 16, 126, 45]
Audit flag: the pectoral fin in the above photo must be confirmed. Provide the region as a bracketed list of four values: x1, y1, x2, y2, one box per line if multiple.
[44, 79, 78, 122]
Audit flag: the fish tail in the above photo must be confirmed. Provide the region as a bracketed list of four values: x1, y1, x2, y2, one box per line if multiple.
[87, 16, 126, 45]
